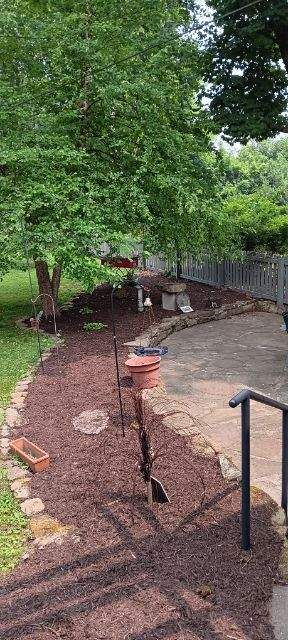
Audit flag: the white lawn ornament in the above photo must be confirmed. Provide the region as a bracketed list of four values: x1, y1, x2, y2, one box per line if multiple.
[144, 296, 152, 308]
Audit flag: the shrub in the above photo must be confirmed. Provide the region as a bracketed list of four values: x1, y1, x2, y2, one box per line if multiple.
[83, 322, 107, 332]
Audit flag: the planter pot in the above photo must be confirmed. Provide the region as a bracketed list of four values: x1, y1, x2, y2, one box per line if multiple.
[10, 437, 50, 473]
[125, 355, 161, 389]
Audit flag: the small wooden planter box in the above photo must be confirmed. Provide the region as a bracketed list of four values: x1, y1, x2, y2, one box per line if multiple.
[10, 437, 50, 473]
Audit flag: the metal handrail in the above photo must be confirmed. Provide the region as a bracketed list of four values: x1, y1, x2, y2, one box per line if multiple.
[229, 388, 288, 551]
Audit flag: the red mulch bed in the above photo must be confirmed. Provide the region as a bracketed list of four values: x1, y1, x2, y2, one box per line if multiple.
[47, 271, 249, 335]
[0, 274, 280, 640]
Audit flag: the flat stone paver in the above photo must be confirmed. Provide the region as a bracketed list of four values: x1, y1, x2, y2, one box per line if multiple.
[271, 586, 288, 639]
[161, 312, 288, 504]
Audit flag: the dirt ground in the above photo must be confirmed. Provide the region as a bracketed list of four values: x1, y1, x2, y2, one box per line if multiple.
[0, 274, 281, 640]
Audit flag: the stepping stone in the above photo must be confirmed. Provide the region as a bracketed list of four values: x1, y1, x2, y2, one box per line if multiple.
[72, 409, 109, 435]
[271, 585, 288, 639]
[21, 498, 44, 516]
[16, 381, 29, 392]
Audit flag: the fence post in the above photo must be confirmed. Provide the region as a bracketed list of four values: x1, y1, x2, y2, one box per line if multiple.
[176, 252, 182, 280]
[219, 260, 226, 287]
[277, 257, 285, 309]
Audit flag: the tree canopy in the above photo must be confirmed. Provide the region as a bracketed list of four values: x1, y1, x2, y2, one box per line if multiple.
[0, 0, 231, 313]
[205, 0, 288, 141]
[221, 137, 288, 252]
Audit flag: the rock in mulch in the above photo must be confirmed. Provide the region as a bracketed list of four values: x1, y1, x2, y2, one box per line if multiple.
[219, 453, 242, 481]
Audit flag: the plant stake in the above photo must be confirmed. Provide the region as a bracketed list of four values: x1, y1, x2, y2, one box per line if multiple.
[111, 285, 125, 436]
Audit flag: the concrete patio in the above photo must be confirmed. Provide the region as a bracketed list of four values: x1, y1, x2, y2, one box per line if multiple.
[161, 311, 288, 504]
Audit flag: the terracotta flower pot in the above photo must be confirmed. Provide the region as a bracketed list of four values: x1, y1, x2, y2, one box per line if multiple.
[125, 355, 161, 389]
[10, 437, 50, 473]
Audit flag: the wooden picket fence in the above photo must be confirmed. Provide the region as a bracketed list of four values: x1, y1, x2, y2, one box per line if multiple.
[146, 253, 288, 306]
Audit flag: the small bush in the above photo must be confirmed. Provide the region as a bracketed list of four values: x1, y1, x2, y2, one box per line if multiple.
[80, 307, 93, 316]
[83, 322, 107, 332]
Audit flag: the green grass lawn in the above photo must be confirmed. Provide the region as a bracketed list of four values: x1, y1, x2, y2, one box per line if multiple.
[0, 270, 80, 573]
[0, 269, 80, 410]
[0, 467, 28, 573]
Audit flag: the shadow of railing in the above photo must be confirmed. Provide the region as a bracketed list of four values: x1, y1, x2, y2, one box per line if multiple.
[0, 487, 280, 640]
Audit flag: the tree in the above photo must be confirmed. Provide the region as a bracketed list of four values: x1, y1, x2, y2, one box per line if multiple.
[205, 0, 288, 141]
[0, 0, 232, 315]
[221, 138, 288, 251]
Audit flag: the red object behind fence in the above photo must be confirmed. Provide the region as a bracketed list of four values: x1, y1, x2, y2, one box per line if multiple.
[101, 257, 138, 269]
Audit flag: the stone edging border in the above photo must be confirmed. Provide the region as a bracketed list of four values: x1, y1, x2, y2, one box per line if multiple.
[125, 298, 280, 353]
[0, 348, 52, 532]
[0, 321, 78, 555]
[125, 299, 254, 350]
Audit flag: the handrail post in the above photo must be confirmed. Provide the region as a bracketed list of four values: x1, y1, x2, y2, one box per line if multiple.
[282, 410, 288, 517]
[241, 397, 251, 550]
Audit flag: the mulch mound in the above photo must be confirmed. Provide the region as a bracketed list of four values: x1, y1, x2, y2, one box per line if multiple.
[0, 274, 280, 640]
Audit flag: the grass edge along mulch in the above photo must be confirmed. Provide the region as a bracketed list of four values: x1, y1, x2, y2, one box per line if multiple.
[0, 269, 80, 576]
[0, 467, 28, 573]
[0, 269, 80, 412]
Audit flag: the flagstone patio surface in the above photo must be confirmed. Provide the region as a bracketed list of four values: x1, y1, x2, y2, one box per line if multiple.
[161, 311, 288, 504]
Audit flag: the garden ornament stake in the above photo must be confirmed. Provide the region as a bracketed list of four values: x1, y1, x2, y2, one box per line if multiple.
[31, 293, 59, 370]
[111, 285, 125, 436]
[19, 216, 59, 371]
[142, 288, 155, 330]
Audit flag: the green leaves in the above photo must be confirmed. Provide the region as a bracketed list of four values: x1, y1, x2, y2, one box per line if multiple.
[221, 138, 288, 252]
[0, 0, 231, 286]
[205, 0, 288, 141]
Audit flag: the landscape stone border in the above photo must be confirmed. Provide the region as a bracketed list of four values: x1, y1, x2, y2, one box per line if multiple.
[125, 299, 259, 352]
[0, 337, 78, 556]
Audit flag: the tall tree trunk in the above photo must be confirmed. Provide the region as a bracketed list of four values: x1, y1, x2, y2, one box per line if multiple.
[51, 264, 62, 302]
[34, 260, 61, 317]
